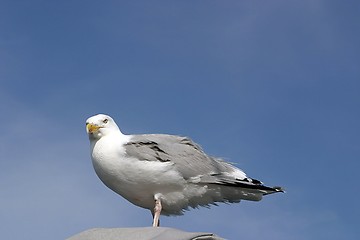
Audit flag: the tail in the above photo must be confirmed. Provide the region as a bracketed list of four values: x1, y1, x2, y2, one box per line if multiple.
[215, 176, 285, 196]
[263, 186, 285, 195]
[233, 180, 284, 195]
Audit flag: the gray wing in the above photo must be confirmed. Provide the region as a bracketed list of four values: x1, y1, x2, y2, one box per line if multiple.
[124, 134, 284, 194]
[124, 134, 229, 180]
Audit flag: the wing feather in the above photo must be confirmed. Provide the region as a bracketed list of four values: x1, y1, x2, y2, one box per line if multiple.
[124, 134, 240, 180]
[124, 134, 283, 194]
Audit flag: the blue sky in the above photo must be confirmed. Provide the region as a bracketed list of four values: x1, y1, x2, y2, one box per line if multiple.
[1, 1, 359, 239]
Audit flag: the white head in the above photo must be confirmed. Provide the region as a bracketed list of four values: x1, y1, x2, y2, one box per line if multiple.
[85, 114, 122, 140]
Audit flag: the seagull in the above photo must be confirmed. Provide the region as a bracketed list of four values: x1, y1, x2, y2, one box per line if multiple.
[85, 114, 283, 227]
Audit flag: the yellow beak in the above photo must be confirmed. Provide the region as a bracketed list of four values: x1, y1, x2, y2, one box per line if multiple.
[86, 123, 100, 133]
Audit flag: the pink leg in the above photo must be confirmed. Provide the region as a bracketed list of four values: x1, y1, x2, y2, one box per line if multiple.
[152, 198, 162, 227]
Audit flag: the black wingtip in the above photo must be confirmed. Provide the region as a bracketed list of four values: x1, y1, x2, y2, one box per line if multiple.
[274, 186, 285, 193]
[263, 186, 285, 195]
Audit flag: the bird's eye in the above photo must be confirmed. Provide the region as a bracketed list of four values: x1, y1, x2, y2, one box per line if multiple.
[103, 119, 108, 124]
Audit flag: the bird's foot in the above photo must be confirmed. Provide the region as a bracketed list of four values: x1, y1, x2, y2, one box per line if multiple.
[152, 198, 162, 227]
